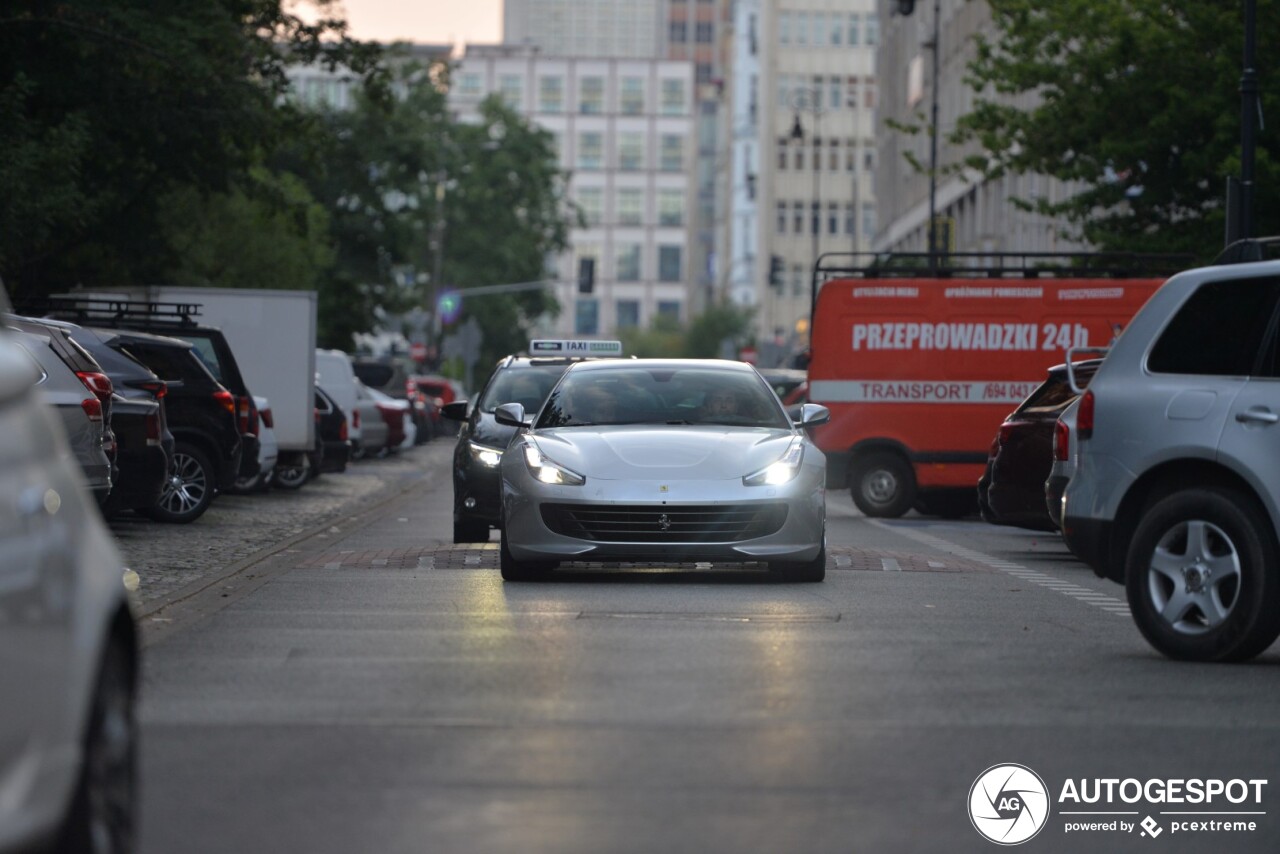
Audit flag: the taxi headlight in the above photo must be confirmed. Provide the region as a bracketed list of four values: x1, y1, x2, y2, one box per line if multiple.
[743, 437, 804, 486]
[523, 442, 586, 486]
[468, 441, 503, 468]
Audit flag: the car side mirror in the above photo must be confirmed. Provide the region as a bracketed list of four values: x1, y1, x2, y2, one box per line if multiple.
[441, 400, 468, 421]
[494, 402, 529, 427]
[794, 403, 830, 428]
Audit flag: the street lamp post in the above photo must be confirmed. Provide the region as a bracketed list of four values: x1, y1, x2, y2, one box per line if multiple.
[926, 0, 941, 271]
[790, 86, 825, 322]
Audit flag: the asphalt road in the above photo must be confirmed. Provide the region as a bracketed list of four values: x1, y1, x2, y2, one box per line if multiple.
[136, 442, 1280, 854]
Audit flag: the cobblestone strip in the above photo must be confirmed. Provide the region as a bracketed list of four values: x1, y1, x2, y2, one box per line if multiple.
[115, 445, 445, 616]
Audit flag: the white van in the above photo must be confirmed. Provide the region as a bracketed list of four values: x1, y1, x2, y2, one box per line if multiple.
[315, 349, 363, 450]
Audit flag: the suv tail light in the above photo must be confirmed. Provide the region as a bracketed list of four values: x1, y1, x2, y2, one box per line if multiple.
[352, 408, 360, 429]
[1053, 419, 1070, 462]
[81, 397, 103, 423]
[1078, 390, 1095, 440]
[145, 411, 162, 445]
[236, 395, 258, 436]
[213, 389, 236, 415]
[339, 416, 349, 441]
[75, 370, 114, 405]
[997, 422, 1016, 446]
[128, 379, 168, 399]
[261, 407, 274, 429]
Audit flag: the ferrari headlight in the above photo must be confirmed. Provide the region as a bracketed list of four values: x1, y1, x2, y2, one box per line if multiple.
[468, 441, 503, 468]
[743, 437, 804, 486]
[523, 441, 586, 486]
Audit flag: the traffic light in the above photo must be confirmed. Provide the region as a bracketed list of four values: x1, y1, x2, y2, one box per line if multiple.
[768, 255, 785, 289]
[577, 257, 595, 295]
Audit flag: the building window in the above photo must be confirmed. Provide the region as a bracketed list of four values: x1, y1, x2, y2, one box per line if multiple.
[811, 13, 825, 48]
[617, 189, 643, 225]
[795, 12, 808, 45]
[777, 137, 788, 170]
[499, 74, 523, 110]
[828, 202, 840, 235]
[660, 134, 685, 172]
[776, 202, 787, 234]
[669, 20, 687, 42]
[695, 22, 713, 43]
[866, 14, 879, 45]
[844, 203, 855, 235]
[658, 245, 683, 282]
[847, 14, 860, 46]
[811, 136, 822, 172]
[792, 264, 805, 297]
[457, 72, 483, 99]
[830, 14, 843, 45]
[579, 76, 604, 114]
[793, 141, 804, 170]
[829, 139, 840, 171]
[792, 201, 804, 233]
[576, 187, 603, 226]
[862, 203, 877, 240]
[620, 77, 645, 115]
[864, 146, 875, 172]
[577, 132, 603, 170]
[846, 76, 860, 109]
[829, 77, 842, 109]
[618, 132, 644, 171]
[616, 245, 641, 282]
[779, 12, 790, 44]
[846, 137, 858, 171]
[865, 79, 877, 109]
[811, 202, 820, 235]
[658, 189, 685, 226]
[575, 299, 599, 335]
[661, 79, 687, 115]
[696, 63, 713, 84]
[657, 301, 681, 322]
[616, 299, 641, 328]
[538, 76, 563, 113]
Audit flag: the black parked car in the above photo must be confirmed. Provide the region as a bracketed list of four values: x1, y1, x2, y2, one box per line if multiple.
[30, 298, 262, 485]
[314, 386, 352, 475]
[978, 360, 1101, 531]
[89, 328, 242, 523]
[103, 393, 172, 517]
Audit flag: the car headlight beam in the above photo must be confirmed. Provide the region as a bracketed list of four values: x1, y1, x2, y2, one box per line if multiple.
[743, 437, 804, 486]
[468, 441, 503, 468]
[523, 441, 586, 486]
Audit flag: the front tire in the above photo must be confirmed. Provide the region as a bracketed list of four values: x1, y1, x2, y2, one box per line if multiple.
[1125, 489, 1280, 662]
[770, 544, 826, 582]
[273, 461, 310, 491]
[454, 518, 490, 544]
[499, 530, 556, 581]
[851, 451, 915, 518]
[57, 637, 136, 854]
[141, 442, 215, 523]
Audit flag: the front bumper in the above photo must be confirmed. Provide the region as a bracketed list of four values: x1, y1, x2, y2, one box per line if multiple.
[502, 468, 826, 565]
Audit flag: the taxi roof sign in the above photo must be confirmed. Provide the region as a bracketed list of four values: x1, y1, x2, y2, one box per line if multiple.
[529, 339, 623, 356]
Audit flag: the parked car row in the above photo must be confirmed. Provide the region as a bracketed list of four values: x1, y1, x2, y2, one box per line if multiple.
[975, 241, 1280, 662]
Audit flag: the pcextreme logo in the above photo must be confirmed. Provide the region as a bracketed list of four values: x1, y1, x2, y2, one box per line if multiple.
[969, 764, 1051, 845]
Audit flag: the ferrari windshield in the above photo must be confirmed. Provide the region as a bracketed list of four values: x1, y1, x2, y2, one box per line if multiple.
[537, 365, 791, 430]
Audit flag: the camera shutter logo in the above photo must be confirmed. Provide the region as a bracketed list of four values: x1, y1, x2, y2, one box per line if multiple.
[968, 764, 1051, 845]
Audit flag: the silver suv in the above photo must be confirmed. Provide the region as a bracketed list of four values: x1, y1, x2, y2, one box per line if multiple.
[1062, 258, 1280, 662]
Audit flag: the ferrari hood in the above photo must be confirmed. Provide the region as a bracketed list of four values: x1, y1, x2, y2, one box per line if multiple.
[530, 426, 796, 481]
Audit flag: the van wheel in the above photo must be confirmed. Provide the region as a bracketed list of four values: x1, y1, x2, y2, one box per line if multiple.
[141, 443, 214, 523]
[851, 452, 915, 518]
[273, 462, 309, 490]
[1125, 489, 1280, 662]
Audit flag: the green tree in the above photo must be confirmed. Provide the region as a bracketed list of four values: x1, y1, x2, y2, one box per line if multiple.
[0, 0, 380, 297]
[953, 0, 1280, 261]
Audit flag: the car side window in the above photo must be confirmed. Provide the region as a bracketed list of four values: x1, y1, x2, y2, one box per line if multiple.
[1147, 277, 1280, 377]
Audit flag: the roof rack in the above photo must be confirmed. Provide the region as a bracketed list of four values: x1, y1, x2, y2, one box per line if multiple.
[1213, 237, 1280, 265]
[13, 296, 204, 327]
[808, 251, 1193, 327]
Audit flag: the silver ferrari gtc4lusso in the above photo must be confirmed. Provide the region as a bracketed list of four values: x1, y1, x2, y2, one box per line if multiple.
[495, 359, 830, 581]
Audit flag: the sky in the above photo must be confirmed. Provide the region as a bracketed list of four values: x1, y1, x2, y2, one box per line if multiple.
[335, 0, 503, 47]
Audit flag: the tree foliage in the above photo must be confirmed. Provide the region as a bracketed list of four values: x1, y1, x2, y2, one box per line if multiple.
[954, 0, 1280, 261]
[0, 0, 380, 296]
